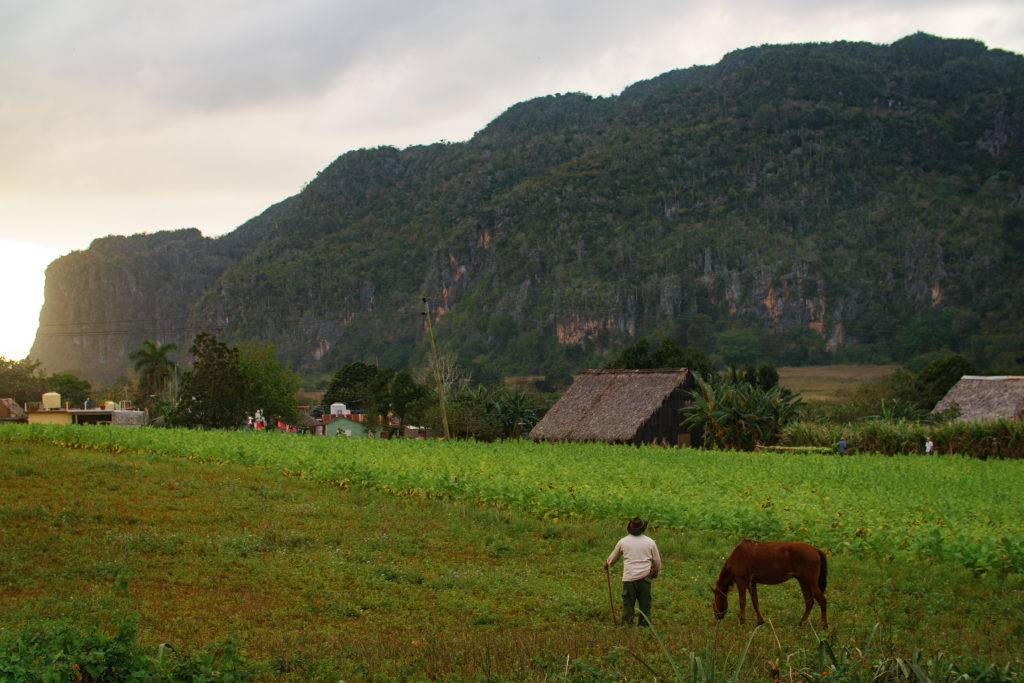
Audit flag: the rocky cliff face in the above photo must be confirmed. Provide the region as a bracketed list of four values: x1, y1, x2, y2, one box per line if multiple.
[31, 230, 228, 381]
[31, 34, 1024, 382]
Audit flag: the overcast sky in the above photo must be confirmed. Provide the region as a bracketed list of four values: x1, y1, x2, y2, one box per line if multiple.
[2, 0, 1023, 360]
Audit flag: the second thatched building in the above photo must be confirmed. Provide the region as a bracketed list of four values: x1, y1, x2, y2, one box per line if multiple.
[529, 368, 699, 447]
[933, 375, 1024, 422]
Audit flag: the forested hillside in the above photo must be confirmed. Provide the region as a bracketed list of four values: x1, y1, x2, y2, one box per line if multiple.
[30, 33, 1024, 385]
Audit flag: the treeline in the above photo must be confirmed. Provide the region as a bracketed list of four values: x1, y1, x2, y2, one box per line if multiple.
[0, 357, 91, 408]
[316, 358, 544, 439]
[8, 329, 1019, 458]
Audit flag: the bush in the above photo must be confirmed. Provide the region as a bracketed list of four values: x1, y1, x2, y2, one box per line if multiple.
[0, 612, 257, 682]
[781, 417, 1024, 458]
[0, 616, 142, 681]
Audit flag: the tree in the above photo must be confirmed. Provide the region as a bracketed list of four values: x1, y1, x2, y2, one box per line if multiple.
[361, 366, 397, 430]
[128, 340, 178, 405]
[653, 339, 717, 378]
[493, 387, 540, 438]
[606, 337, 653, 369]
[606, 336, 717, 377]
[419, 347, 466, 439]
[390, 369, 428, 425]
[236, 340, 300, 425]
[322, 361, 379, 410]
[915, 354, 978, 410]
[435, 388, 503, 441]
[0, 357, 48, 405]
[533, 368, 573, 393]
[172, 333, 247, 430]
[47, 373, 91, 408]
[425, 349, 467, 400]
[713, 328, 763, 366]
[742, 362, 780, 392]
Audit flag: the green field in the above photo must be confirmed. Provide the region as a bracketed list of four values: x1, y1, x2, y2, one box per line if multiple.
[777, 365, 900, 403]
[2, 424, 1022, 681]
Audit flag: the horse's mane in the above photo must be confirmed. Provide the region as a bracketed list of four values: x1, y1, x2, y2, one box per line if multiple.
[714, 564, 734, 592]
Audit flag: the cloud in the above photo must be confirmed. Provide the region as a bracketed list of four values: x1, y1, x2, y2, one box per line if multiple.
[1, 0, 1023, 358]
[6, 2, 369, 107]
[3, 0, 1024, 240]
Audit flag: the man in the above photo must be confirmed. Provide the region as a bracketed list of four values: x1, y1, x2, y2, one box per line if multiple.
[604, 517, 662, 627]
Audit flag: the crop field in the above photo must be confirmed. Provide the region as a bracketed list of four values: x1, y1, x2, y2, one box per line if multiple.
[2, 424, 1023, 680]
[777, 365, 900, 403]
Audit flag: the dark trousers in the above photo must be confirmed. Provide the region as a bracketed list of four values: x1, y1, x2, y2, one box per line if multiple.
[621, 577, 653, 626]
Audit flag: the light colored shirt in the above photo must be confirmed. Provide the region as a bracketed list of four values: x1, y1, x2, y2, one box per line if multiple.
[606, 534, 662, 582]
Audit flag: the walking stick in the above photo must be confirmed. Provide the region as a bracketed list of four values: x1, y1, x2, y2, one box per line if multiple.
[605, 566, 617, 626]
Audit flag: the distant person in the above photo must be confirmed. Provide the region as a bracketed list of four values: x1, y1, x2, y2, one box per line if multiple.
[604, 517, 662, 627]
[925, 436, 934, 454]
[836, 437, 847, 455]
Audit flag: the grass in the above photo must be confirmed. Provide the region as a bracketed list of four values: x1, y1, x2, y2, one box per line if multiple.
[777, 365, 900, 403]
[1, 440, 1022, 681]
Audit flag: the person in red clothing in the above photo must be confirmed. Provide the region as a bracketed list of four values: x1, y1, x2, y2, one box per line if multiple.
[604, 516, 662, 626]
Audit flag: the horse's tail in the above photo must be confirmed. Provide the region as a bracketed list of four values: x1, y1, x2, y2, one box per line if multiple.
[817, 550, 828, 593]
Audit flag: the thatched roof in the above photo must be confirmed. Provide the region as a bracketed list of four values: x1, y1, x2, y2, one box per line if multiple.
[296, 412, 321, 429]
[0, 398, 26, 421]
[530, 368, 691, 443]
[933, 375, 1024, 422]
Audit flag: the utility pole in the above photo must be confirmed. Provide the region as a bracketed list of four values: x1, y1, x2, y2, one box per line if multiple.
[422, 297, 450, 439]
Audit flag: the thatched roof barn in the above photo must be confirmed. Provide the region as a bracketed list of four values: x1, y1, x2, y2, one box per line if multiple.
[1, 398, 27, 423]
[933, 375, 1024, 422]
[530, 368, 698, 446]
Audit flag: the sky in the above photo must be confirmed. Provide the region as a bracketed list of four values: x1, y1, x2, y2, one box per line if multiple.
[2, 0, 1023, 361]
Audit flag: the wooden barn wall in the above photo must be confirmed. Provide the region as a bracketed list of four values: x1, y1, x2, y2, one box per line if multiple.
[631, 382, 700, 447]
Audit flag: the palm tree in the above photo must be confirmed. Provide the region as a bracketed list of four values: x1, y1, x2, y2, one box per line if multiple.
[494, 388, 539, 438]
[680, 374, 804, 451]
[129, 340, 178, 402]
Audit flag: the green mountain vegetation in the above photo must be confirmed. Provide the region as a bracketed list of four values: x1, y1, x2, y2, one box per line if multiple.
[29, 33, 1024, 386]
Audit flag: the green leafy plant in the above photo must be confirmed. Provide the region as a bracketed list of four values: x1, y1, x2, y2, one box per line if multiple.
[5, 422, 1022, 573]
[681, 375, 805, 450]
[0, 612, 255, 682]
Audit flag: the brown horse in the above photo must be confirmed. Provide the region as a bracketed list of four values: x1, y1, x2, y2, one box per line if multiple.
[711, 540, 827, 628]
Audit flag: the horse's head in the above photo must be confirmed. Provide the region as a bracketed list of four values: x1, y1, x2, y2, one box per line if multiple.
[711, 585, 728, 619]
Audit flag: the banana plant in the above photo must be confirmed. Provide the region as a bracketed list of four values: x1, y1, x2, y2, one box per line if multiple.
[681, 375, 805, 450]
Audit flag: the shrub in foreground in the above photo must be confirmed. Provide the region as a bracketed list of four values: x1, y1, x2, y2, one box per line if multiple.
[0, 613, 255, 682]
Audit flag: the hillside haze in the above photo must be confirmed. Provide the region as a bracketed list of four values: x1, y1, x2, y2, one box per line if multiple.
[30, 33, 1024, 384]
